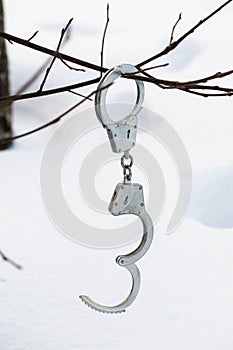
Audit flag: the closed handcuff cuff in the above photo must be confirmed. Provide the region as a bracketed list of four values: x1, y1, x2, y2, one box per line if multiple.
[79, 64, 154, 313]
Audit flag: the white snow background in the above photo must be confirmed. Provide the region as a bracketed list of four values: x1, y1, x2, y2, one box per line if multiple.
[1, 0, 233, 349]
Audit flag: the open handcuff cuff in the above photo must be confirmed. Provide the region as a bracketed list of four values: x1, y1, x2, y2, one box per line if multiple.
[79, 64, 154, 313]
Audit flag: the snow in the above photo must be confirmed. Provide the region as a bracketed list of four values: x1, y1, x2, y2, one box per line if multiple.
[1, 0, 233, 349]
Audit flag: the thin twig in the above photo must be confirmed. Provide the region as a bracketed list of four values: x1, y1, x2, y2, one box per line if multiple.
[58, 53, 85, 72]
[0, 83, 112, 144]
[28, 30, 39, 42]
[169, 13, 182, 45]
[178, 88, 233, 97]
[0, 250, 22, 270]
[15, 59, 51, 96]
[100, 3, 110, 77]
[142, 63, 169, 71]
[69, 90, 93, 101]
[38, 18, 73, 92]
[137, 0, 232, 67]
[126, 63, 169, 75]
[178, 70, 233, 85]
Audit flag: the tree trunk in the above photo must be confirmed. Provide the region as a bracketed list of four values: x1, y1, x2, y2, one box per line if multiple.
[0, 0, 12, 149]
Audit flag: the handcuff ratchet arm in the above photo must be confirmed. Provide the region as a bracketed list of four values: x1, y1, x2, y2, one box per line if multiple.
[80, 183, 154, 313]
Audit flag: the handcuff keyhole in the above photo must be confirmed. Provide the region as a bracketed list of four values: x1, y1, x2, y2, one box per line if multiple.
[127, 129, 130, 139]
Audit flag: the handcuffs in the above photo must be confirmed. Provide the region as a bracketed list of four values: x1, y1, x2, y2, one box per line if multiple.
[79, 64, 154, 313]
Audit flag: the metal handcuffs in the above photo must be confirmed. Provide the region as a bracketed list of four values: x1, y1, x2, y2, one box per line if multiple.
[80, 64, 154, 313]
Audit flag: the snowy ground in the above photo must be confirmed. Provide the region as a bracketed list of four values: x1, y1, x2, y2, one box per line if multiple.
[1, 0, 233, 349]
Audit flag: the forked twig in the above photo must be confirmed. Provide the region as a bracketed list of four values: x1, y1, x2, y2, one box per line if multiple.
[169, 13, 182, 45]
[38, 18, 73, 92]
[136, 0, 232, 67]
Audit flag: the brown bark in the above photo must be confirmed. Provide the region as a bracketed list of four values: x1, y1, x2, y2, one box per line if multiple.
[0, 0, 12, 149]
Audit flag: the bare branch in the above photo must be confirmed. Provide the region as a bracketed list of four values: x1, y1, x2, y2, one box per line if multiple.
[0, 31, 107, 73]
[2, 67, 232, 107]
[137, 0, 232, 68]
[100, 3, 110, 76]
[123, 70, 233, 97]
[169, 13, 182, 45]
[0, 83, 112, 145]
[143, 63, 169, 71]
[0, 78, 100, 104]
[0, 250, 22, 270]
